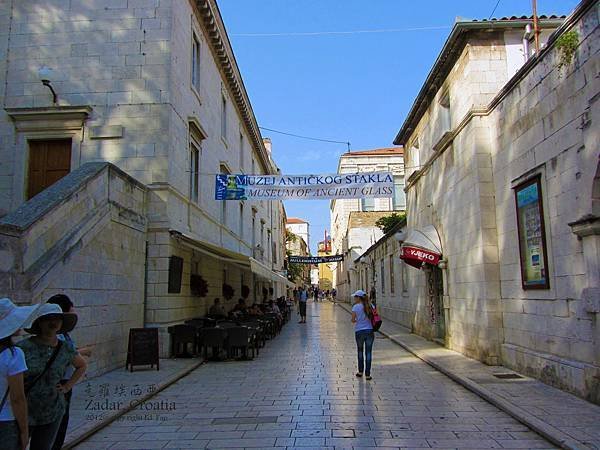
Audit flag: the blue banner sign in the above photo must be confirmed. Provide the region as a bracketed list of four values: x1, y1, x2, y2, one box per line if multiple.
[215, 172, 394, 200]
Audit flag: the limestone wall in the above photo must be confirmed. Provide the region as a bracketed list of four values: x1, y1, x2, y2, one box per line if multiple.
[0, 163, 147, 377]
[489, 6, 600, 401]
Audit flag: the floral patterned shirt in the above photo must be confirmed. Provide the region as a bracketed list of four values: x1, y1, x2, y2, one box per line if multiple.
[17, 338, 76, 426]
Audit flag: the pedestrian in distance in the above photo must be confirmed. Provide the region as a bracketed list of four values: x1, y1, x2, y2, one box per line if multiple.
[0, 298, 41, 450]
[46, 295, 91, 450]
[18, 303, 87, 450]
[351, 290, 375, 380]
[298, 287, 308, 323]
[331, 288, 337, 303]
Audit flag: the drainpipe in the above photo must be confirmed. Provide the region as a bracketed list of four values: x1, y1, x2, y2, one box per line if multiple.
[523, 24, 533, 62]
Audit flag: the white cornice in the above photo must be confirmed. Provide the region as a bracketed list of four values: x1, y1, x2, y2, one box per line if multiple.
[193, 0, 275, 175]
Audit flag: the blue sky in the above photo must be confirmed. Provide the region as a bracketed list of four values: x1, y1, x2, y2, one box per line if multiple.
[218, 0, 579, 254]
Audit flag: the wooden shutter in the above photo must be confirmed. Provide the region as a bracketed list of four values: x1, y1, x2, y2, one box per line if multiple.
[27, 139, 72, 200]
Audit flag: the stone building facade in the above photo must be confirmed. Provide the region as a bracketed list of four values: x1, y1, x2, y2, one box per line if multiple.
[317, 238, 334, 291]
[0, 0, 289, 372]
[285, 218, 311, 287]
[390, 1, 599, 402]
[286, 217, 310, 252]
[330, 148, 405, 301]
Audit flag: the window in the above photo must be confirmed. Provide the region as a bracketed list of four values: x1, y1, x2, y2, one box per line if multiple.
[514, 176, 550, 289]
[361, 197, 375, 212]
[252, 210, 256, 247]
[401, 261, 409, 295]
[189, 139, 200, 203]
[267, 229, 272, 261]
[221, 94, 227, 140]
[239, 133, 244, 172]
[439, 90, 451, 132]
[239, 203, 244, 238]
[393, 176, 406, 210]
[168, 256, 184, 294]
[220, 165, 229, 225]
[260, 221, 265, 250]
[380, 259, 385, 293]
[191, 34, 201, 91]
[389, 255, 395, 294]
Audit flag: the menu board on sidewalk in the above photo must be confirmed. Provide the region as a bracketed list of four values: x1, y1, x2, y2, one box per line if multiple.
[126, 328, 160, 372]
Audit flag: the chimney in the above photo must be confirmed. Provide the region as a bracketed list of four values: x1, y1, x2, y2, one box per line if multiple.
[263, 138, 272, 156]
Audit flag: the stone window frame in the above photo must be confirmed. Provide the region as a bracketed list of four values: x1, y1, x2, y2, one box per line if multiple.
[220, 90, 228, 145]
[389, 254, 395, 294]
[380, 258, 385, 294]
[513, 174, 551, 290]
[6, 106, 91, 210]
[219, 162, 231, 226]
[188, 118, 207, 205]
[191, 31, 202, 97]
[401, 260, 410, 297]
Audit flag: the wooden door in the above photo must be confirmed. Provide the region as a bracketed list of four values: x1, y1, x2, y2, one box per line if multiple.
[27, 139, 72, 200]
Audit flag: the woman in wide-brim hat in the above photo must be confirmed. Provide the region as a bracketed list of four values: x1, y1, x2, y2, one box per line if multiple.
[18, 303, 86, 450]
[0, 298, 42, 450]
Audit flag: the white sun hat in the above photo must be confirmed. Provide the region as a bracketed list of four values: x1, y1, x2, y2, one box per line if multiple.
[25, 303, 78, 335]
[0, 298, 42, 340]
[351, 290, 367, 298]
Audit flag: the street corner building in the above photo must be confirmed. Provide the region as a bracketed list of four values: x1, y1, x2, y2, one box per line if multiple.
[362, 0, 599, 403]
[0, 0, 291, 376]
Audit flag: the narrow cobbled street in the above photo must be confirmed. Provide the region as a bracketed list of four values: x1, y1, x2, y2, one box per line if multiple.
[76, 302, 554, 449]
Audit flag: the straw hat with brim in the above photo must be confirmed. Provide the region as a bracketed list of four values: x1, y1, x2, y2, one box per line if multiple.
[352, 290, 367, 298]
[25, 303, 77, 335]
[0, 298, 43, 340]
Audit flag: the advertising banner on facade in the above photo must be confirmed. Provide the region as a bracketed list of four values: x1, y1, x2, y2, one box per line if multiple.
[399, 246, 441, 268]
[288, 255, 343, 264]
[515, 177, 548, 288]
[215, 172, 394, 200]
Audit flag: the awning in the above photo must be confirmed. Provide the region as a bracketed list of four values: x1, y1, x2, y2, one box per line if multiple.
[399, 225, 442, 269]
[250, 257, 295, 289]
[169, 229, 251, 267]
[169, 229, 294, 289]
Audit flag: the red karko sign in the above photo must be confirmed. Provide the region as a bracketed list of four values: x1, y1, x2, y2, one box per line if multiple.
[400, 246, 441, 267]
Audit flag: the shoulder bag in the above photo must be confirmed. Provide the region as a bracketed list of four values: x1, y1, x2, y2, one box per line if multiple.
[371, 305, 383, 331]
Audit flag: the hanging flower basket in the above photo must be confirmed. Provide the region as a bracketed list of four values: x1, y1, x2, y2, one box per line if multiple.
[190, 274, 208, 297]
[222, 283, 235, 300]
[241, 284, 250, 299]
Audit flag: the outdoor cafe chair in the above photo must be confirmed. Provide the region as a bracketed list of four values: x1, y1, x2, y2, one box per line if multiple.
[238, 319, 265, 349]
[167, 324, 198, 357]
[200, 327, 228, 360]
[226, 326, 255, 360]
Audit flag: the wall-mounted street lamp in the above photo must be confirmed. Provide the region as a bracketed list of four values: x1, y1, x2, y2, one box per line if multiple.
[38, 66, 57, 104]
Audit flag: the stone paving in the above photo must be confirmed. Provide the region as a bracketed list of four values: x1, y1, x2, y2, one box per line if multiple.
[345, 304, 600, 450]
[75, 302, 557, 449]
[66, 358, 202, 447]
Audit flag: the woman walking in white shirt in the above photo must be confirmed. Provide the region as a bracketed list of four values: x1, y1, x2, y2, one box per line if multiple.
[351, 290, 375, 380]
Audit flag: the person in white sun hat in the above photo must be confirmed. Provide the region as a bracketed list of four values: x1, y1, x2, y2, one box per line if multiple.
[18, 302, 86, 450]
[0, 298, 42, 450]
